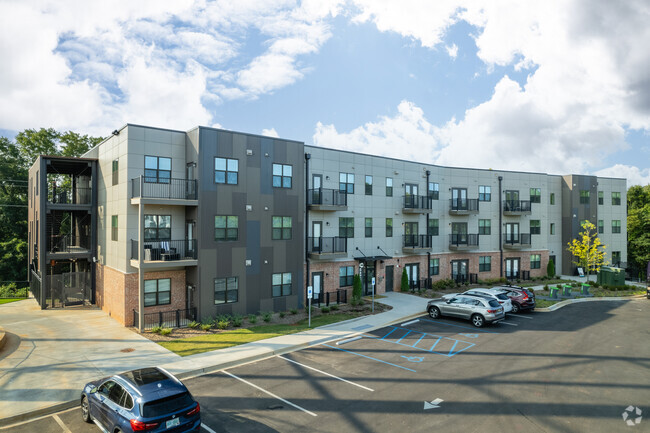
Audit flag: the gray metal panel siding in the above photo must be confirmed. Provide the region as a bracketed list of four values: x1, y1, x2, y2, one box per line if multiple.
[246, 220, 261, 275]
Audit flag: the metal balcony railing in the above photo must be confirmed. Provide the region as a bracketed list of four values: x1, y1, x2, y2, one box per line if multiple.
[503, 200, 532, 213]
[48, 234, 91, 253]
[449, 198, 479, 212]
[449, 233, 480, 247]
[131, 239, 197, 261]
[308, 237, 347, 254]
[503, 233, 532, 246]
[307, 188, 347, 207]
[47, 186, 92, 205]
[403, 195, 433, 210]
[131, 176, 197, 200]
[403, 234, 432, 249]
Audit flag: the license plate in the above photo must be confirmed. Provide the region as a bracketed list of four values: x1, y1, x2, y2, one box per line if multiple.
[166, 417, 180, 429]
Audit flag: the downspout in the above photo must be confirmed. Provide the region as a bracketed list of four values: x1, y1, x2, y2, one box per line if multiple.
[425, 170, 431, 282]
[498, 175, 503, 278]
[305, 153, 311, 307]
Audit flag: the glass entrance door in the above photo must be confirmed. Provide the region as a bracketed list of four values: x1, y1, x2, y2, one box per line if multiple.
[505, 190, 519, 211]
[451, 260, 469, 283]
[452, 188, 468, 210]
[312, 221, 322, 252]
[312, 272, 323, 302]
[505, 223, 519, 244]
[405, 263, 419, 290]
[505, 258, 520, 279]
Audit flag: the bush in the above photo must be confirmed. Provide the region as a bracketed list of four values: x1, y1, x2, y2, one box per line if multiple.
[216, 320, 230, 329]
[200, 323, 212, 331]
[543, 284, 549, 291]
[188, 321, 200, 329]
[330, 304, 339, 311]
[547, 259, 555, 278]
[279, 311, 286, 318]
[160, 328, 172, 336]
[262, 312, 273, 322]
[289, 308, 298, 315]
[400, 268, 409, 292]
[151, 326, 162, 334]
[0, 283, 28, 298]
[248, 314, 258, 324]
[232, 315, 243, 327]
[321, 306, 330, 313]
[353, 274, 363, 300]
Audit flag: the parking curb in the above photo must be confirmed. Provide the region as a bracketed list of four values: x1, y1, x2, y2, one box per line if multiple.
[538, 296, 638, 312]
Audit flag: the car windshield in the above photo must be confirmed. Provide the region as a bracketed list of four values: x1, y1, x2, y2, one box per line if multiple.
[488, 300, 500, 308]
[142, 392, 194, 418]
[495, 293, 509, 300]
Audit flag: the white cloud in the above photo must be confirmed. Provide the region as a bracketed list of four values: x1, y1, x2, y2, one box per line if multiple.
[445, 43, 458, 59]
[595, 165, 650, 187]
[261, 127, 279, 137]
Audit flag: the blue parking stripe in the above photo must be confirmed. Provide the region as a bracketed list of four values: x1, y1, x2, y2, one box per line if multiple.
[380, 327, 398, 340]
[429, 337, 442, 351]
[396, 330, 411, 344]
[413, 333, 426, 348]
[322, 344, 417, 372]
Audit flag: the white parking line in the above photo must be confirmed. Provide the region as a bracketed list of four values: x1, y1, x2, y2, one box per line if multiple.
[337, 336, 362, 345]
[278, 355, 374, 392]
[499, 321, 518, 326]
[201, 423, 218, 433]
[52, 414, 72, 433]
[401, 319, 419, 326]
[222, 371, 317, 417]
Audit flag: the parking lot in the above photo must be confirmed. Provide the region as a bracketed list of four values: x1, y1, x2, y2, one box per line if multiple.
[3, 299, 649, 432]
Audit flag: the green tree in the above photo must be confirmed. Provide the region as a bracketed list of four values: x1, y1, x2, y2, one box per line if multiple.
[352, 274, 362, 301]
[566, 221, 607, 281]
[627, 185, 650, 280]
[546, 258, 555, 278]
[400, 268, 409, 292]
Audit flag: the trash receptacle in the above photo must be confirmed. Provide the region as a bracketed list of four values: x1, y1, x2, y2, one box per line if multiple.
[562, 284, 572, 297]
[550, 286, 560, 299]
[581, 283, 591, 296]
[598, 266, 625, 287]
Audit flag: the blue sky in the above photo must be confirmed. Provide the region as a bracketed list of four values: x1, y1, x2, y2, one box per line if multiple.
[1, 0, 648, 184]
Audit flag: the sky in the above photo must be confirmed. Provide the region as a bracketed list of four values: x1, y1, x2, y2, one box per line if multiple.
[1, 0, 649, 185]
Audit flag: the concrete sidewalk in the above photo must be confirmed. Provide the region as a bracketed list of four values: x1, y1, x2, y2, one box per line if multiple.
[0, 292, 428, 427]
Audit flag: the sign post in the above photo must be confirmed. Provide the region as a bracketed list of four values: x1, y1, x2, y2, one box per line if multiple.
[307, 285, 313, 327]
[371, 277, 376, 312]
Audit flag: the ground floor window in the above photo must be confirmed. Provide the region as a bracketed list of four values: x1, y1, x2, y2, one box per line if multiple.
[272, 272, 292, 297]
[479, 256, 491, 272]
[339, 266, 354, 287]
[429, 258, 439, 276]
[144, 278, 171, 307]
[530, 254, 541, 269]
[214, 277, 238, 304]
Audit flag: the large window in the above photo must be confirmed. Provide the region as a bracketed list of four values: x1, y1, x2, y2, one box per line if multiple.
[612, 192, 621, 205]
[273, 164, 292, 188]
[429, 258, 439, 276]
[215, 216, 239, 241]
[339, 266, 354, 287]
[386, 218, 393, 237]
[112, 159, 119, 186]
[214, 277, 238, 304]
[479, 185, 491, 201]
[428, 219, 439, 236]
[530, 188, 541, 203]
[145, 156, 171, 183]
[530, 220, 541, 235]
[530, 254, 541, 269]
[144, 215, 171, 241]
[598, 191, 604, 205]
[339, 217, 354, 238]
[214, 157, 238, 184]
[272, 273, 292, 297]
[598, 220, 604, 234]
[111, 215, 118, 241]
[429, 182, 439, 200]
[478, 219, 491, 235]
[365, 175, 373, 195]
[386, 178, 393, 197]
[365, 218, 372, 238]
[479, 256, 491, 272]
[612, 220, 621, 233]
[272, 216, 292, 240]
[144, 279, 171, 307]
[579, 190, 590, 204]
[339, 173, 354, 194]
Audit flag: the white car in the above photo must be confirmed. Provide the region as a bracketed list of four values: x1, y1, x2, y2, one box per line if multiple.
[443, 288, 513, 313]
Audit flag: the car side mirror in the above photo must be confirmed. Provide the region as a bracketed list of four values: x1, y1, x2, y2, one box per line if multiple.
[90, 387, 98, 394]
[446, 299, 451, 304]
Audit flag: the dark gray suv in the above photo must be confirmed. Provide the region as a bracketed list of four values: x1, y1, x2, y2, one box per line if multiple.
[427, 294, 505, 327]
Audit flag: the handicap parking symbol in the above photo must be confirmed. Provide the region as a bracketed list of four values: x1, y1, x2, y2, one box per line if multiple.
[401, 355, 424, 363]
[458, 333, 479, 338]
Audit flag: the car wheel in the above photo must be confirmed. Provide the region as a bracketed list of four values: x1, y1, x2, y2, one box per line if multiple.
[81, 396, 92, 423]
[471, 314, 484, 328]
[428, 306, 441, 319]
[511, 302, 520, 314]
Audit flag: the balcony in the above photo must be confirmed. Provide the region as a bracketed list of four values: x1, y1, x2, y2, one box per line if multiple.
[503, 200, 532, 215]
[130, 239, 198, 269]
[131, 176, 198, 206]
[47, 234, 91, 258]
[307, 189, 347, 211]
[503, 233, 531, 249]
[402, 234, 432, 252]
[47, 185, 92, 207]
[308, 237, 347, 259]
[449, 233, 480, 249]
[449, 198, 479, 215]
[403, 195, 432, 214]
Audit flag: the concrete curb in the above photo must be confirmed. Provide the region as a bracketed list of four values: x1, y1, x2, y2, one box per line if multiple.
[536, 296, 639, 312]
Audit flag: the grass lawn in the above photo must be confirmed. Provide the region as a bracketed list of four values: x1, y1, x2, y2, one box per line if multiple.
[0, 298, 26, 305]
[159, 312, 358, 357]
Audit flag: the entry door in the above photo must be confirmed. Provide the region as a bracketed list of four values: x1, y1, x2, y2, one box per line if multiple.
[312, 272, 323, 301]
[404, 222, 418, 246]
[363, 263, 376, 296]
[451, 260, 469, 282]
[452, 222, 468, 245]
[312, 174, 322, 204]
[405, 184, 418, 196]
[186, 220, 196, 256]
[405, 263, 419, 289]
[385, 265, 394, 292]
[452, 188, 468, 209]
[312, 221, 322, 252]
[505, 190, 519, 210]
[505, 258, 520, 279]
[505, 223, 519, 243]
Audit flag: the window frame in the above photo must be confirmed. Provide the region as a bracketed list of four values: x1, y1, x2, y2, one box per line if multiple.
[339, 217, 354, 238]
[428, 218, 439, 236]
[144, 156, 171, 184]
[598, 191, 604, 205]
[579, 190, 590, 204]
[272, 272, 292, 297]
[365, 217, 372, 238]
[112, 159, 119, 186]
[550, 192, 555, 205]
[272, 216, 292, 240]
[111, 215, 118, 241]
[144, 215, 171, 241]
[339, 266, 354, 287]
[612, 220, 621, 234]
[479, 185, 491, 202]
[272, 163, 293, 189]
[339, 173, 354, 194]
[550, 223, 555, 235]
[214, 277, 239, 304]
[386, 177, 393, 197]
[612, 192, 621, 205]
[144, 278, 171, 307]
[429, 258, 439, 276]
[530, 220, 541, 235]
[365, 175, 373, 195]
[598, 220, 604, 234]
[478, 219, 491, 235]
[214, 215, 239, 241]
[530, 188, 541, 203]
[479, 256, 491, 272]
[386, 218, 393, 237]
[530, 254, 541, 269]
[214, 157, 239, 185]
[428, 182, 439, 200]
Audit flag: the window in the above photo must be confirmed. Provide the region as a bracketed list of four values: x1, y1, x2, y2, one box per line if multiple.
[272, 216, 292, 240]
[612, 192, 621, 205]
[479, 185, 491, 201]
[530, 254, 541, 269]
[144, 278, 171, 306]
[273, 164, 292, 188]
[386, 178, 393, 196]
[144, 215, 171, 241]
[339, 173, 354, 194]
[429, 258, 439, 276]
[365, 175, 373, 195]
[339, 266, 354, 287]
[365, 218, 372, 238]
[428, 219, 439, 236]
[214, 277, 238, 304]
[145, 156, 171, 183]
[579, 190, 590, 204]
[479, 256, 491, 272]
[530, 220, 541, 235]
[386, 218, 393, 237]
[612, 220, 621, 234]
[429, 182, 439, 200]
[550, 223, 555, 235]
[112, 159, 119, 186]
[111, 215, 118, 241]
[214, 216, 238, 241]
[339, 217, 354, 238]
[272, 272, 292, 297]
[478, 219, 491, 235]
[598, 191, 604, 205]
[550, 192, 555, 205]
[611, 251, 621, 266]
[598, 220, 604, 234]
[530, 188, 541, 203]
[214, 157, 238, 184]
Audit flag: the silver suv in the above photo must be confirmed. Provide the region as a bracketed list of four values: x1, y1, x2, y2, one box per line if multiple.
[427, 294, 505, 327]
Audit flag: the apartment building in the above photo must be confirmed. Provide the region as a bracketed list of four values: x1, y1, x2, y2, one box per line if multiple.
[27, 124, 627, 328]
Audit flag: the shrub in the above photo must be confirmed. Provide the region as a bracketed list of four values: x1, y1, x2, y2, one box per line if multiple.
[279, 311, 286, 318]
[188, 321, 200, 329]
[400, 268, 409, 292]
[543, 284, 549, 291]
[160, 328, 172, 336]
[290, 308, 298, 315]
[216, 320, 230, 329]
[0, 283, 28, 298]
[232, 315, 243, 327]
[546, 258, 555, 278]
[151, 326, 162, 334]
[200, 323, 212, 331]
[353, 274, 363, 300]
[248, 314, 258, 324]
[321, 306, 330, 313]
[262, 312, 273, 322]
[330, 304, 339, 311]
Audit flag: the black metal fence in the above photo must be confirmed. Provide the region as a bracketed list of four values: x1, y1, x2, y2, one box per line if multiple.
[47, 186, 92, 205]
[449, 233, 479, 247]
[449, 198, 479, 212]
[503, 233, 531, 246]
[503, 200, 532, 212]
[131, 239, 197, 261]
[133, 307, 198, 330]
[30, 270, 41, 305]
[403, 234, 432, 248]
[49, 234, 91, 253]
[451, 273, 478, 284]
[307, 188, 347, 206]
[308, 237, 347, 254]
[131, 176, 197, 200]
[403, 195, 433, 210]
[312, 289, 348, 307]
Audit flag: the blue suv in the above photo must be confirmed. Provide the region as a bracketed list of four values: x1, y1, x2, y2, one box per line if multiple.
[80, 367, 201, 432]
